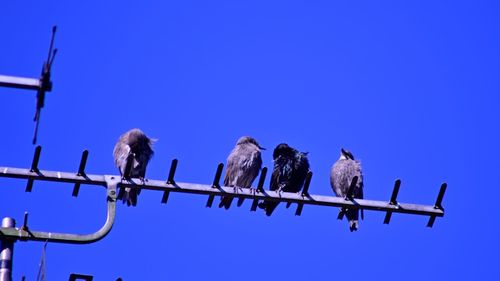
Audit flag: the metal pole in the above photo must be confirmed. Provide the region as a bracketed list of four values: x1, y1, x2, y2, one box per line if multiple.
[0, 75, 42, 91]
[0, 217, 15, 281]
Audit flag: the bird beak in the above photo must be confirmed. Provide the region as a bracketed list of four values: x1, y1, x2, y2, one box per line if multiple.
[259, 146, 266, 150]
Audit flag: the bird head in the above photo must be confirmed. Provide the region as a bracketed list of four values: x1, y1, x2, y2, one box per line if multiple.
[340, 148, 355, 160]
[273, 143, 295, 159]
[237, 136, 265, 150]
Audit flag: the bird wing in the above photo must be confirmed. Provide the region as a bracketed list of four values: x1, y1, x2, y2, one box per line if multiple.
[113, 142, 131, 176]
[128, 136, 154, 178]
[331, 160, 347, 197]
[224, 152, 238, 187]
[269, 163, 281, 191]
[288, 152, 310, 193]
[352, 160, 364, 199]
[240, 150, 262, 188]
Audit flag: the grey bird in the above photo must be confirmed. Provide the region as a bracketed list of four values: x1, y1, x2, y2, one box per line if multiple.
[330, 148, 364, 232]
[113, 128, 155, 206]
[219, 136, 264, 209]
[259, 143, 310, 216]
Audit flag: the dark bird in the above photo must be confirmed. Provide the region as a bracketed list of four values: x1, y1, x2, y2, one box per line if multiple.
[330, 148, 364, 232]
[259, 143, 310, 216]
[113, 128, 155, 206]
[219, 136, 264, 209]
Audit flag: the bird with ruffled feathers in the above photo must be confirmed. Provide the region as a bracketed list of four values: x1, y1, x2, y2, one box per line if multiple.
[219, 136, 264, 209]
[330, 148, 364, 231]
[259, 143, 310, 216]
[113, 128, 155, 206]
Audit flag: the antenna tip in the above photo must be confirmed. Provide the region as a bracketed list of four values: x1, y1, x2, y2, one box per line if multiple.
[52, 26, 57, 32]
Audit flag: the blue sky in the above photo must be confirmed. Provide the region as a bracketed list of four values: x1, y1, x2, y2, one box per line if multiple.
[1, 1, 499, 280]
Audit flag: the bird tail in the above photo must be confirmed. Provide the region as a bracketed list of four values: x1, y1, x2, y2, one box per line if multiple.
[345, 208, 359, 232]
[121, 187, 138, 206]
[218, 196, 233, 209]
[258, 201, 279, 216]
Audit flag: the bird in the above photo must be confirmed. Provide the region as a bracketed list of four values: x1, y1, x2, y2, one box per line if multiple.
[259, 143, 310, 216]
[219, 136, 264, 209]
[113, 128, 155, 206]
[330, 148, 364, 232]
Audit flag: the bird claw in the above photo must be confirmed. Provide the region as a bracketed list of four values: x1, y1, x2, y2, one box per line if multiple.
[251, 187, 257, 196]
[278, 189, 283, 198]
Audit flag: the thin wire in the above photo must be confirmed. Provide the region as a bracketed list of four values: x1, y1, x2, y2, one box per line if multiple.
[36, 241, 48, 281]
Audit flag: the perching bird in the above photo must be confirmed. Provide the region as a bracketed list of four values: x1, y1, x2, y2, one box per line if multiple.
[113, 128, 155, 206]
[330, 148, 364, 232]
[259, 143, 310, 216]
[219, 136, 264, 209]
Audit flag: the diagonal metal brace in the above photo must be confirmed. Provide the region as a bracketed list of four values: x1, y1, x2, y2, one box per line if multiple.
[26, 145, 42, 192]
[0, 176, 117, 244]
[295, 171, 313, 216]
[206, 163, 223, 208]
[250, 167, 268, 211]
[383, 179, 401, 224]
[161, 159, 178, 204]
[72, 150, 89, 197]
[427, 183, 447, 228]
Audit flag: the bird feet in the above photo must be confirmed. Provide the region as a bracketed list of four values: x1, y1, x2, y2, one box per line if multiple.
[248, 187, 256, 196]
[278, 189, 283, 198]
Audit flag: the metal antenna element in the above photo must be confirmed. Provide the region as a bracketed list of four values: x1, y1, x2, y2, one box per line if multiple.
[427, 183, 447, 228]
[0, 148, 447, 251]
[161, 159, 178, 204]
[72, 150, 89, 197]
[69, 273, 93, 281]
[250, 167, 267, 211]
[33, 26, 58, 145]
[26, 146, 42, 192]
[0, 26, 58, 145]
[206, 163, 224, 208]
[384, 179, 401, 224]
[295, 171, 313, 216]
[21, 212, 29, 232]
[1, 162, 446, 227]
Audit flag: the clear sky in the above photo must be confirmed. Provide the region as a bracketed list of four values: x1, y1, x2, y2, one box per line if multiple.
[1, 1, 499, 280]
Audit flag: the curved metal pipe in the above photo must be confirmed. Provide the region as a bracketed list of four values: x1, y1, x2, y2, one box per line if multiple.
[0, 176, 117, 244]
